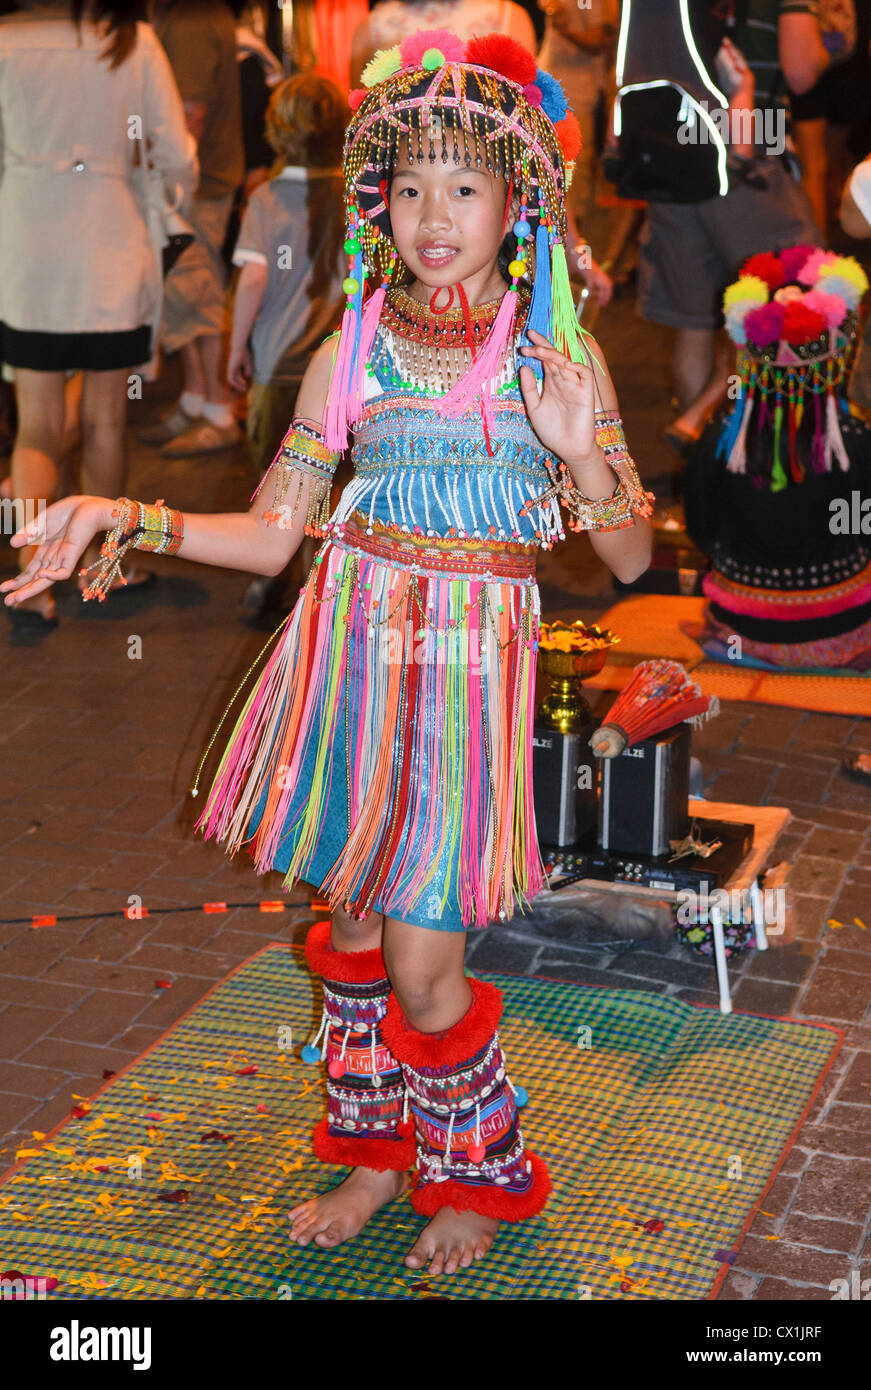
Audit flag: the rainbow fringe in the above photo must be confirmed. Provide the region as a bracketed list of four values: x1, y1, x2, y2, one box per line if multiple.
[194, 542, 546, 929]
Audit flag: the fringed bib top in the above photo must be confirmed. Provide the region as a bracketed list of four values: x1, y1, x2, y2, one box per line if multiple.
[323, 323, 567, 559]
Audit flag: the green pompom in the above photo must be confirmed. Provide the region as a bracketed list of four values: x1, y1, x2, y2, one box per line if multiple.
[342, 276, 360, 295]
[421, 47, 445, 70]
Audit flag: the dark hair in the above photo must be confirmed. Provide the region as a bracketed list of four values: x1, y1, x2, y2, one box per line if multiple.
[71, 1, 145, 68]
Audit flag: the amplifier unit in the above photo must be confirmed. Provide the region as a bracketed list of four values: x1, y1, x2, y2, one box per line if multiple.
[542, 818, 755, 895]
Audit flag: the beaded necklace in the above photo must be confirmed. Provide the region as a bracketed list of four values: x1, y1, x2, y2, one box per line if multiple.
[374, 283, 530, 396]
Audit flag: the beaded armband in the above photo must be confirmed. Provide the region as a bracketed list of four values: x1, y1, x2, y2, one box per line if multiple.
[521, 461, 634, 534]
[261, 417, 340, 539]
[594, 411, 655, 520]
[521, 414, 653, 536]
[79, 497, 184, 602]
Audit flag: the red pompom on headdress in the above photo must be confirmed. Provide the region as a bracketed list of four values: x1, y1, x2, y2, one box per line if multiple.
[741, 251, 785, 292]
[465, 34, 537, 87]
[349, 87, 367, 112]
[554, 112, 582, 164]
[781, 301, 827, 346]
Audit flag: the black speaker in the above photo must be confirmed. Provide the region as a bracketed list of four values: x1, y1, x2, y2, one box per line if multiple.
[598, 723, 691, 857]
[532, 718, 599, 848]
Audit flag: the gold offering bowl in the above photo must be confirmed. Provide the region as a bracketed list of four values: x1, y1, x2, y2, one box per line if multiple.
[537, 621, 620, 732]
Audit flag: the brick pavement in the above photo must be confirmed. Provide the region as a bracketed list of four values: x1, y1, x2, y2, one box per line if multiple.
[1, 296, 869, 1301]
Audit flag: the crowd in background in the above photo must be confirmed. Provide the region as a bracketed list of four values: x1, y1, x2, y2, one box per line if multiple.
[2, 0, 871, 626]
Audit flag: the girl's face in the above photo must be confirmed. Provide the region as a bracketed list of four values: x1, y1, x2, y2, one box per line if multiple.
[389, 142, 510, 298]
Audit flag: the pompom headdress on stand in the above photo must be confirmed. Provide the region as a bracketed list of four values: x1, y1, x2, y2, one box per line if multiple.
[718, 246, 868, 490]
[324, 28, 597, 452]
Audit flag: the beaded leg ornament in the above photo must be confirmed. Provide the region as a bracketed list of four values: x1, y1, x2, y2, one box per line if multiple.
[79, 497, 183, 601]
[381, 978, 551, 1220]
[302, 921, 416, 1171]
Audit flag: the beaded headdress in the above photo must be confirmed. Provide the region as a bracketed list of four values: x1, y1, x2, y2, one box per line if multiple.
[324, 28, 594, 450]
[718, 245, 868, 489]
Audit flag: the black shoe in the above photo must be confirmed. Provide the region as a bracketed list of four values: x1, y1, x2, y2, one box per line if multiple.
[4, 601, 58, 638]
[842, 753, 871, 787]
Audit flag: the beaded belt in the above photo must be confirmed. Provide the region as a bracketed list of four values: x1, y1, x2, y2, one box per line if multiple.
[326, 512, 537, 582]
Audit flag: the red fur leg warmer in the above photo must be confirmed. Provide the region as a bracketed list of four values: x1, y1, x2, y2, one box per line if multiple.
[303, 920, 415, 1171]
[381, 978, 551, 1222]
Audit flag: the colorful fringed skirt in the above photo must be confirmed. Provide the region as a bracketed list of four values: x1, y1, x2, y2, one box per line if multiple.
[194, 511, 548, 931]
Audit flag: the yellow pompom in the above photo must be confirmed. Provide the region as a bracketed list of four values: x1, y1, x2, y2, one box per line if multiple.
[820, 255, 869, 294]
[722, 275, 769, 310]
[361, 45, 402, 88]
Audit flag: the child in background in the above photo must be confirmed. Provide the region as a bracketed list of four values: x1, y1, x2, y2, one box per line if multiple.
[227, 72, 347, 612]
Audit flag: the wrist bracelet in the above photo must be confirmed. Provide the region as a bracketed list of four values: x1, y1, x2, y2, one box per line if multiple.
[79, 496, 184, 602]
[593, 411, 655, 519]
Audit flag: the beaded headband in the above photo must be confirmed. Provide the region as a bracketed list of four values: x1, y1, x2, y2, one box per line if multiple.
[324, 28, 597, 452]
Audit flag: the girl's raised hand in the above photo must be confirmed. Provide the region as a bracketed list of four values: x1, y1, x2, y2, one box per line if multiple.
[518, 329, 598, 463]
[1, 496, 111, 606]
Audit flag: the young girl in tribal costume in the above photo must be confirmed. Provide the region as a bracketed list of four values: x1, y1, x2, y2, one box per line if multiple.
[3, 30, 652, 1275]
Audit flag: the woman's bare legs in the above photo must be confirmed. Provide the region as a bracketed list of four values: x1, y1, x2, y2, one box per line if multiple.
[383, 918, 499, 1276]
[76, 368, 149, 588]
[288, 905, 408, 1249]
[9, 368, 65, 616]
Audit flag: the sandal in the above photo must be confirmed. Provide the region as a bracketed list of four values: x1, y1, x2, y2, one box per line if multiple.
[664, 423, 700, 459]
[842, 753, 871, 787]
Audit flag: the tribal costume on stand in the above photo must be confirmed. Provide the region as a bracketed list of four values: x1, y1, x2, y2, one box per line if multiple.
[185, 29, 651, 1222]
[684, 246, 871, 671]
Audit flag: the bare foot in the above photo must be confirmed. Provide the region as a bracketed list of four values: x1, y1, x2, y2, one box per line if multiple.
[289, 1166, 408, 1249]
[405, 1206, 499, 1276]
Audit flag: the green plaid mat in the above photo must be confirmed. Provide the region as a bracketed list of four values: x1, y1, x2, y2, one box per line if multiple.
[0, 945, 840, 1301]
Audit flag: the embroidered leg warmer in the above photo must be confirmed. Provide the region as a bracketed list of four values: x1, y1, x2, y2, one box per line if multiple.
[381, 978, 551, 1221]
[303, 921, 416, 1171]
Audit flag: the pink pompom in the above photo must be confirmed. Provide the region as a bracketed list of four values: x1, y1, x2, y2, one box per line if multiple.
[327, 1058, 345, 1079]
[779, 244, 817, 283]
[745, 301, 784, 347]
[802, 288, 848, 328]
[523, 82, 543, 107]
[349, 87, 367, 112]
[797, 248, 838, 286]
[399, 28, 466, 69]
[468, 1143, 487, 1163]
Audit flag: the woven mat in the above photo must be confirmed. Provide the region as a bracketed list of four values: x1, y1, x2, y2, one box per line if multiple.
[585, 596, 871, 714]
[0, 945, 840, 1302]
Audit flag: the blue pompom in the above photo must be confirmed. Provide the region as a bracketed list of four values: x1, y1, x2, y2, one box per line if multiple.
[514, 1086, 529, 1107]
[301, 1044, 321, 1065]
[535, 70, 568, 125]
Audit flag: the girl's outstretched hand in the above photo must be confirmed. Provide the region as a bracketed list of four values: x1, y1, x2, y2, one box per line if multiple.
[1, 495, 110, 606]
[518, 328, 598, 463]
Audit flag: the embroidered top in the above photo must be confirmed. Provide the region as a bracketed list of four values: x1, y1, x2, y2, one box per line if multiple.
[323, 323, 567, 550]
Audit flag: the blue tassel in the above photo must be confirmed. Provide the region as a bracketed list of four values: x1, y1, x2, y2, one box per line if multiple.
[517, 220, 552, 381]
[716, 389, 745, 462]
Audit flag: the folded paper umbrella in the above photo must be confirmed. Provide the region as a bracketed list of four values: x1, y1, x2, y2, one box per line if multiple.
[589, 658, 718, 759]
